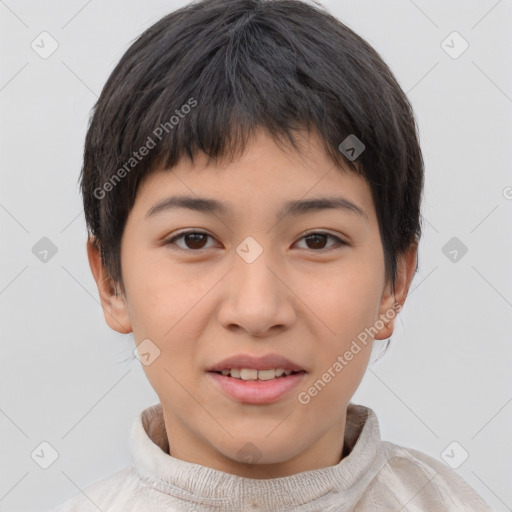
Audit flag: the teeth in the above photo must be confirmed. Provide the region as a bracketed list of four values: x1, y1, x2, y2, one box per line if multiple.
[240, 368, 258, 380]
[219, 368, 296, 380]
[257, 369, 279, 380]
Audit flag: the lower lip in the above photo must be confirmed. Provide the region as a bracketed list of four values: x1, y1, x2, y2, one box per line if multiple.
[207, 371, 306, 404]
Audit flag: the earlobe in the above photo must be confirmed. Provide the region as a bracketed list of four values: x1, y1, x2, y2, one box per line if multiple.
[86, 238, 133, 334]
[374, 241, 419, 340]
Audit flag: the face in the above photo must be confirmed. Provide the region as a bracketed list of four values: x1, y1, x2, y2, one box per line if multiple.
[88, 128, 417, 479]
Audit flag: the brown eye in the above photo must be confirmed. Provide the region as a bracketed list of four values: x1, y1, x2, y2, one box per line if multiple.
[182, 233, 208, 249]
[166, 231, 215, 251]
[305, 234, 328, 249]
[296, 232, 346, 251]
[165, 230, 346, 253]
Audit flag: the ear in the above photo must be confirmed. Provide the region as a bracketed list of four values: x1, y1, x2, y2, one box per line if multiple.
[374, 240, 418, 340]
[86, 238, 132, 334]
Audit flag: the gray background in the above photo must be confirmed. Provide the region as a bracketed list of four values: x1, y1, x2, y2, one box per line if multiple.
[1, 0, 511, 510]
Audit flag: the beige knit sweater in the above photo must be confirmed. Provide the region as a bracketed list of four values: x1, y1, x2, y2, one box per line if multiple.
[49, 402, 493, 511]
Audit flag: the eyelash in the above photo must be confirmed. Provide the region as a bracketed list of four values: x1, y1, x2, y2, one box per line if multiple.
[165, 230, 347, 253]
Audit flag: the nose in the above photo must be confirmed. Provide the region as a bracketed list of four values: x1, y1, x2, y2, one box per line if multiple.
[216, 249, 296, 337]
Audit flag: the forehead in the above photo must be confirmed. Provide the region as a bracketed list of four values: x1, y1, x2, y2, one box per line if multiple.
[132, 129, 377, 225]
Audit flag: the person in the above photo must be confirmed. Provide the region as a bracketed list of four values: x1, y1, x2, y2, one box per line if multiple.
[49, 0, 493, 510]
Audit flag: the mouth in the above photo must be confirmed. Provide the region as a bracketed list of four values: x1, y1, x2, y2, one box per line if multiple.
[209, 368, 306, 380]
[206, 353, 307, 403]
[206, 353, 306, 375]
[207, 369, 307, 404]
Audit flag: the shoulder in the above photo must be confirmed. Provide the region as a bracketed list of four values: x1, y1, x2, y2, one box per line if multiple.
[46, 466, 141, 512]
[361, 441, 493, 512]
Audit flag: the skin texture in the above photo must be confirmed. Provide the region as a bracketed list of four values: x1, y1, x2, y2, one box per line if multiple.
[87, 128, 418, 479]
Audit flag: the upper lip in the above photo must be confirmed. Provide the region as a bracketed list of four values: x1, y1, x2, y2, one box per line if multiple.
[207, 353, 306, 372]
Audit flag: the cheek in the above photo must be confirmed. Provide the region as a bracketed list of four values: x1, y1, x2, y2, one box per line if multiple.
[297, 260, 383, 338]
[123, 248, 205, 335]
[126, 263, 209, 394]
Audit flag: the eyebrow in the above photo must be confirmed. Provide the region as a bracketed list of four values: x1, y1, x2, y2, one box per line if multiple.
[145, 195, 368, 222]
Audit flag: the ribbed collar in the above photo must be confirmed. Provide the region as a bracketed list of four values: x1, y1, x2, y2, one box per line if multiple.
[129, 401, 388, 511]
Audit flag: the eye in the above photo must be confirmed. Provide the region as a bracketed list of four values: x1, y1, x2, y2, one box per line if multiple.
[165, 230, 217, 251]
[165, 230, 347, 252]
[294, 231, 347, 251]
